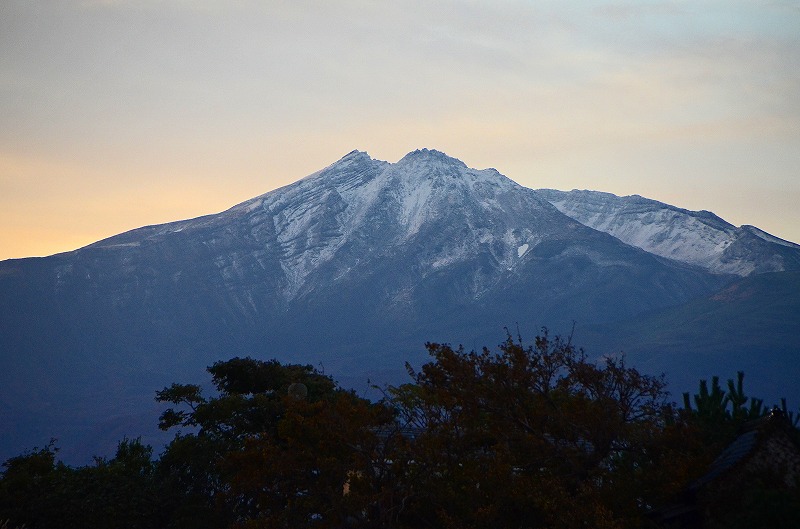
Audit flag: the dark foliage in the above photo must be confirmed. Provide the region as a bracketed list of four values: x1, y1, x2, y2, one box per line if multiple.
[2, 342, 798, 529]
[0, 438, 169, 529]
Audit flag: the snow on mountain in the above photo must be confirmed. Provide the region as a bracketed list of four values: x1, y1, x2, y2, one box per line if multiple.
[261, 148, 565, 300]
[535, 189, 800, 276]
[90, 149, 565, 302]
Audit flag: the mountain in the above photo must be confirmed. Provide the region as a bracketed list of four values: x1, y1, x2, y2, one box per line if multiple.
[535, 189, 800, 276]
[0, 149, 795, 463]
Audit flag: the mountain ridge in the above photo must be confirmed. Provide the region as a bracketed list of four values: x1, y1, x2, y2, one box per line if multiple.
[535, 188, 800, 276]
[1, 149, 796, 463]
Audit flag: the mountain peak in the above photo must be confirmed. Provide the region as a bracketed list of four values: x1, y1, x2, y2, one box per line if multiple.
[397, 148, 468, 169]
[341, 149, 370, 160]
[327, 149, 374, 168]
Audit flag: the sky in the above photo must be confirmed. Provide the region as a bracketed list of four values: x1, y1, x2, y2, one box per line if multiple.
[1, 0, 799, 261]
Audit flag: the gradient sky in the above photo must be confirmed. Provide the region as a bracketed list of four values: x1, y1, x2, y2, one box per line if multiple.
[2, 1, 798, 261]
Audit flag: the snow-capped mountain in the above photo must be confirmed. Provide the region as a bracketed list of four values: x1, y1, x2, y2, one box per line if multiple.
[83, 149, 716, 324]
[535, 189, 800, 276]
[0, 149, 796, 464]
[93, 149, 554, 303]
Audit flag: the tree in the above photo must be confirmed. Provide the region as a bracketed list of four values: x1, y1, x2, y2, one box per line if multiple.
[0, 438, 167, 529]
[0, 441, 59, 528]
[156, 357, 399, 528]
[8, 348, 798, 528]
[677, 373, 800, 529]
[387, 331, 672, 529]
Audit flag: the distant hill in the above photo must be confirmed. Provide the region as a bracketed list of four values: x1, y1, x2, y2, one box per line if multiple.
[576, 270, 800, 405]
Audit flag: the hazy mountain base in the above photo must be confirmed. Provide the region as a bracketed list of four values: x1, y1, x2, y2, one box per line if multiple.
[577, 270, 800, 407]
[6, 270, 796, 465]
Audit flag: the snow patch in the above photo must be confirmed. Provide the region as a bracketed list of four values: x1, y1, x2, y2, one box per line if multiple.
[539, 190, 795, 276]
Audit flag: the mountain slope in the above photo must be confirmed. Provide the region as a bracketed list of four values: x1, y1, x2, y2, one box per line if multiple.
[576, 270, 800, 405]
[0, 149, 766, 463]
[535, 189, 800, 276]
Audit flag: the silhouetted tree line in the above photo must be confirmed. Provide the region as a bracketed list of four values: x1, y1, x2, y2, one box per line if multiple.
[2, 332, 799, 528]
